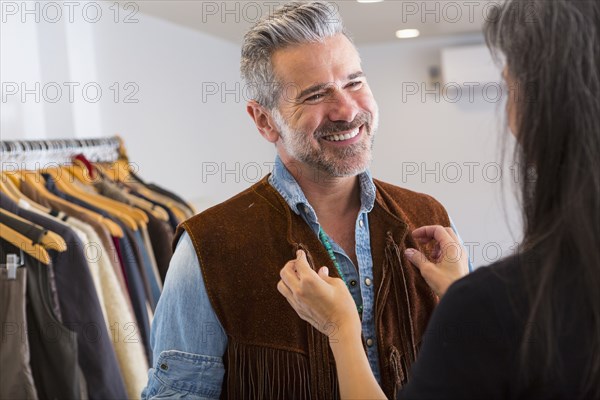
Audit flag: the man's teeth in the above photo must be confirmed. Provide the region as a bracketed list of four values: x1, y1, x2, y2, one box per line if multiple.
[322, 127, 360, 142]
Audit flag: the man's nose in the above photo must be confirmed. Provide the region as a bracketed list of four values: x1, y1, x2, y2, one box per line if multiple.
[327, 90, 359, 123]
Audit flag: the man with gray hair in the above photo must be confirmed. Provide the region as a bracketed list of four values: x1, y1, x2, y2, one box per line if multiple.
[143, 2, 467, 399]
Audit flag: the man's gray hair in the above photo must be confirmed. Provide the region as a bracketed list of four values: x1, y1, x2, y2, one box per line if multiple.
[240, 1, 349, 110]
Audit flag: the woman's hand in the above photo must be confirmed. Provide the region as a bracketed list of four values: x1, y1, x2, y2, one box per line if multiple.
[277, 250, 361, 341]
[404, 225, 470, 297]
[278, 251, 387, 400]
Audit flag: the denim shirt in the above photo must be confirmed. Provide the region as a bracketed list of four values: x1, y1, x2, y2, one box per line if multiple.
[142, 157, 471, 399]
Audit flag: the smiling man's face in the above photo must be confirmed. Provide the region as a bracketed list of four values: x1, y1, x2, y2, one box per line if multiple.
[270, 33, 379, 178]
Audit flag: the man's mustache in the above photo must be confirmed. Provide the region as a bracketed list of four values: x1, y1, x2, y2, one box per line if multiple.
[316, 112, 371, 136]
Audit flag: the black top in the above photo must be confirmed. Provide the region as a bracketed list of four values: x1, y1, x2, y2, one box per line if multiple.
[399, 254, 591, 399]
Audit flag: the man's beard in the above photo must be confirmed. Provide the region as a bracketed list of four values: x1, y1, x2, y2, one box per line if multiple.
[272, 107, 378, 178]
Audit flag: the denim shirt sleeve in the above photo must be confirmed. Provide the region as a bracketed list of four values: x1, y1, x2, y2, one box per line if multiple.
[141, 232, 227, 400]
[450, 216, 474, 273]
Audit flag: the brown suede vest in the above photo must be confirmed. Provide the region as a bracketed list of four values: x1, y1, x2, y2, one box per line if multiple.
[175, 175, 450, 399]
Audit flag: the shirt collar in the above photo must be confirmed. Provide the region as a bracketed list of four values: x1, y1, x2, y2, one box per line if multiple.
[268, 156, 376, 219]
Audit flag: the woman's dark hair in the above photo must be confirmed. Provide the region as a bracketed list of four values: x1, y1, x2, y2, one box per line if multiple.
[484, 0, 600, 396]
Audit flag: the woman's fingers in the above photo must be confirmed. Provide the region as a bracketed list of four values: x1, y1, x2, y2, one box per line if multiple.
[278, 251, 362, 338]
[445, 227, 459, 242]
[294, 250, 316, 278]
[277, 279, 291, 297]
[280, 251, 330, 300]
[412, 225, 466, 263]
[406, 225, 469, 297]
[277, 279, 323, 329]
[412, 225, 455, 247]
[277, 279, 297, 308]
[431, 242, 442, 261]
[280, 260, 302, 290]
[404, 248, 433, 272]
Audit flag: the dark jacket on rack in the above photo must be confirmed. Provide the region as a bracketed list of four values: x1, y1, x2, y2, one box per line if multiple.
[145, 212, 174, 283]
[175, 176, 450, 399]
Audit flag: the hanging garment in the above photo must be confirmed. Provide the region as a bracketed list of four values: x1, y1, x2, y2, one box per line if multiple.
[1, 238, 85, 400]
[45, 176, 159, 311]
[25, 251, 87, 400]
[19, 181, 132, 315]
[0, 262, 38, 400]
[144, 211, 174, 284]
[65, 215, 149, 399]
[139, 225, 163, 290]
[2, 138, 189, 400]
[132, 228, 161, 309]
[110, 230, 153, 360]
[0, 195, 128, 400]
[94, 176, 176, 283]
[42, 177, 154, 360]
[92, 179, 166, 289]
[65, 218, 110, 329]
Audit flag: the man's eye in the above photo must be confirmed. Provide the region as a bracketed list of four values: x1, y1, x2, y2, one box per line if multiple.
[348, 81, 363, 90]
[305, 93, 325, 103]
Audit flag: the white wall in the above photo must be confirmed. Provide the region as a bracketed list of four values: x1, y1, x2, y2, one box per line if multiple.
[1, 3, 521, 267]
[1, 5, 46, 139]
[1, 3, 273, 209]
[90, 11, 274, 210]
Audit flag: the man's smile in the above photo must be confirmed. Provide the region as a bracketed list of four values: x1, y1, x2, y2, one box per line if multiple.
[320, 124, 364, 144]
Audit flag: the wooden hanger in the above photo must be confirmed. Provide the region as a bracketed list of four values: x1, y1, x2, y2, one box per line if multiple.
[0, 177, 20, 204]
[17, 170, 124, 238]
[1, 172, 53, 214]
[99, 155, 191, 222]
[47, 167, 139, 230]
[46, 167, 141, 231]
[3, 171, 21, 188]
[1, 172, 25, 201]
[0, 222, 50, 265]
[100, 159, 132, 183]
[101, 161, 191, 220]
[92, 164, 170, 222]
[67, 162, 151, 225]
[0, 209, 67, 252]
[39, 231, 67, 252]
[130, 197, 170, 222]
[135, 185, 189, 221]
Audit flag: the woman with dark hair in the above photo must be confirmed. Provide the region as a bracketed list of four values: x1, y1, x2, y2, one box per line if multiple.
[277, 0, 600, 398]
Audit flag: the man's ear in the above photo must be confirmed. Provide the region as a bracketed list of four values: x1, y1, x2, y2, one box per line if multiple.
[246, 101, 280, 143]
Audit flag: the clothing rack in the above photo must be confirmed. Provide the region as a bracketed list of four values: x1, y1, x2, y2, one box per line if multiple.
[0, 134, 194, 399]
[0, 136, 126, 171]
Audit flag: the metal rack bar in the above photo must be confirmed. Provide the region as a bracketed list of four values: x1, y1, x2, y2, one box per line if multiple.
[0, 137, 122, 171]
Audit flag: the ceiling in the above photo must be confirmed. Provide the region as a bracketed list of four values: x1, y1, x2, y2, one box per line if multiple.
[132, 1, 489, 45]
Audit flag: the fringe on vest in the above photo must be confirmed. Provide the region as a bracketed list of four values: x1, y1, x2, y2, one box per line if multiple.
[223, 340, 339, 400]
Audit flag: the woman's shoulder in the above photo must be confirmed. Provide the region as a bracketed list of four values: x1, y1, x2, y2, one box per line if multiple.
[449, 252, 534, 300]
[435, 253, 534, 336]
[400, 254, 532, 399]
